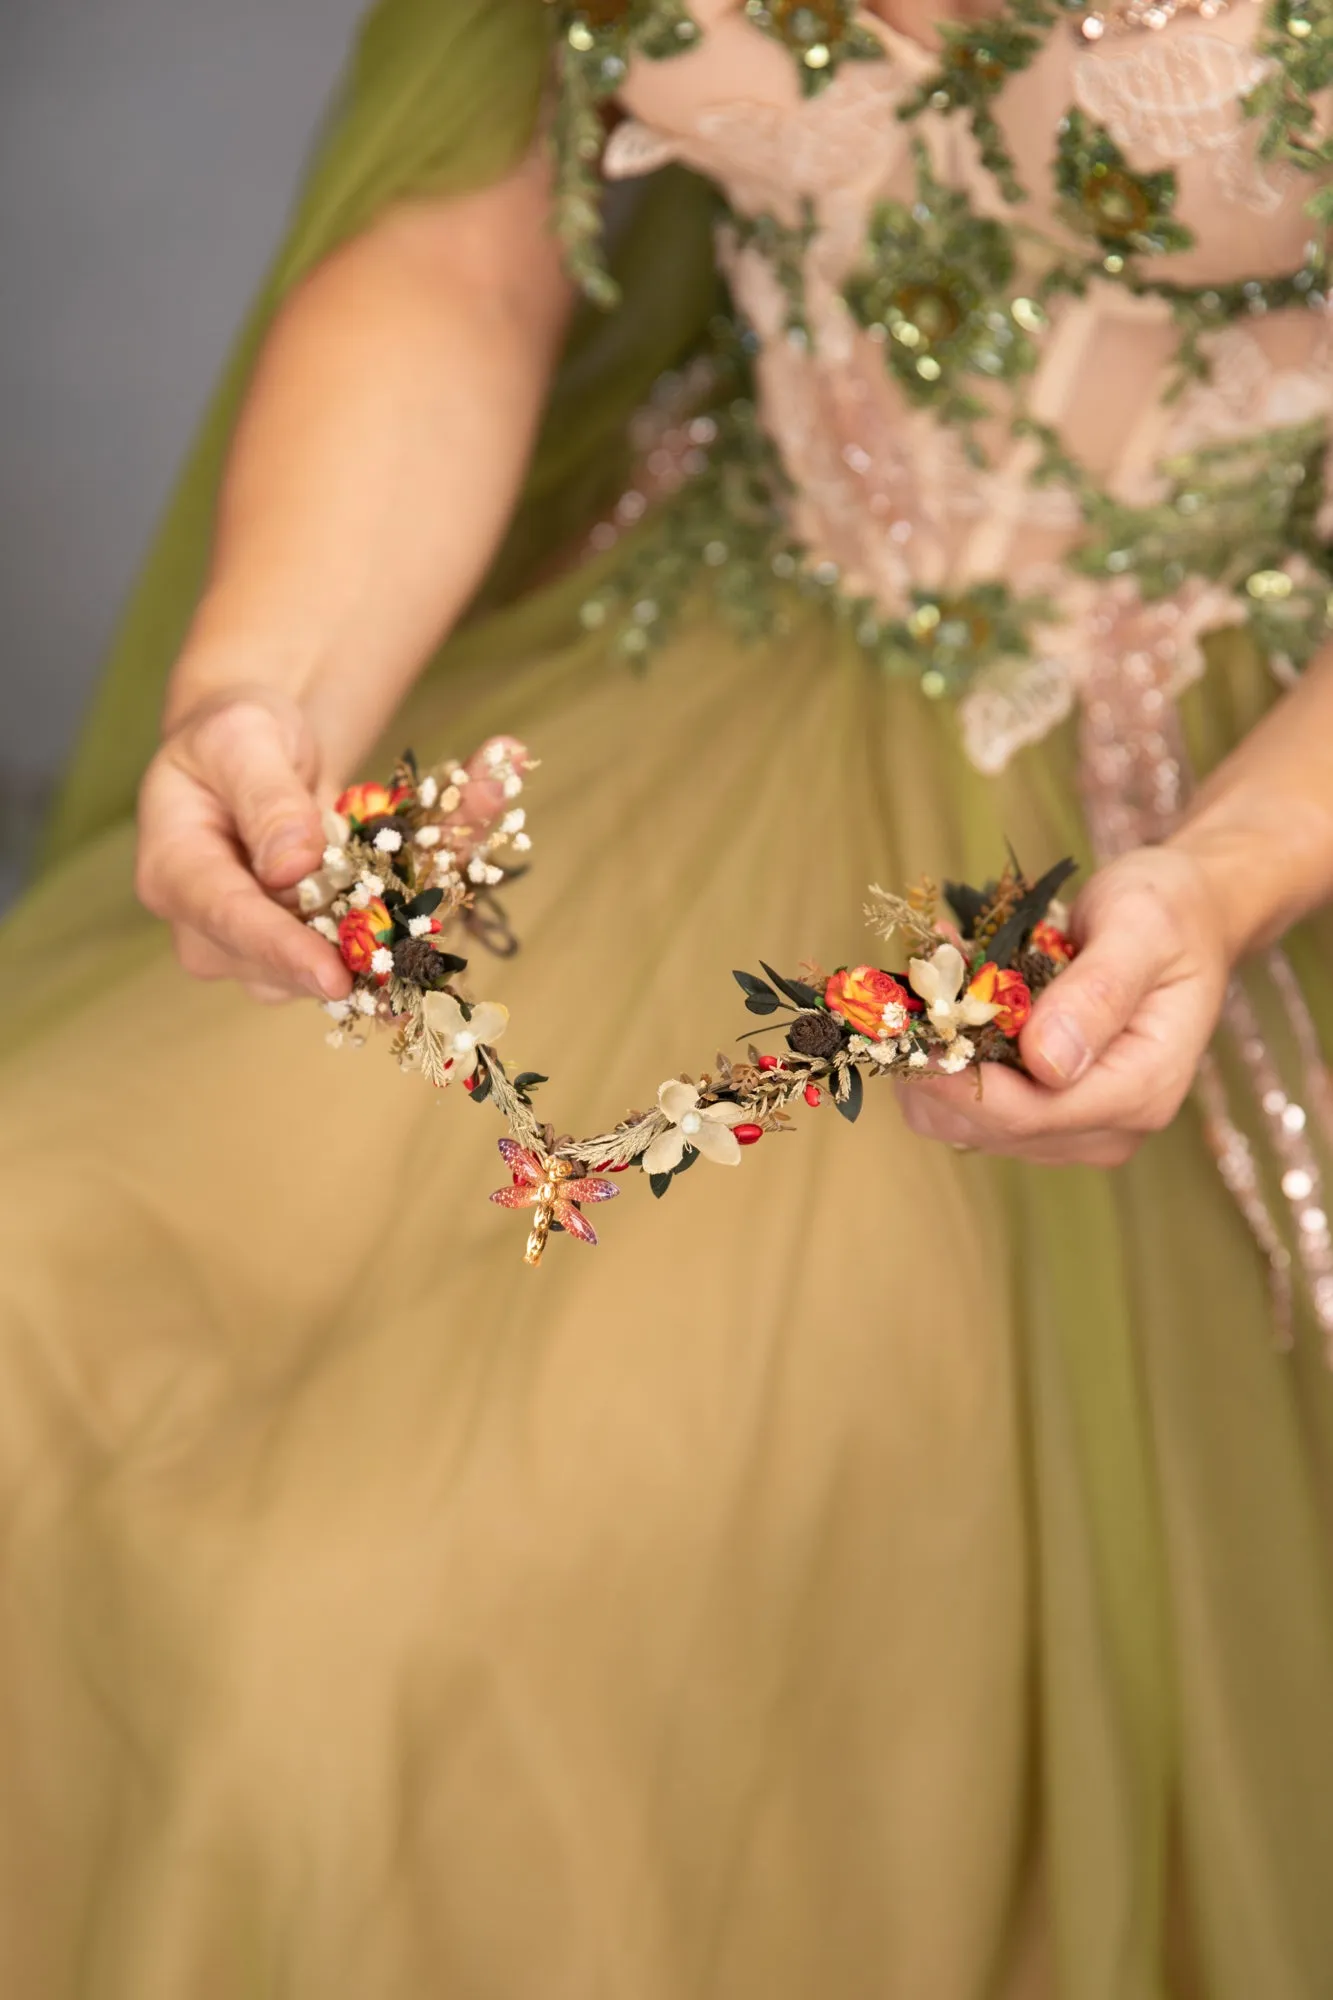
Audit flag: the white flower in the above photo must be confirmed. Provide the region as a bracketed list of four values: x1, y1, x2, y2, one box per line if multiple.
[370, 947, 395, 978]
[850, 1033, 898, 1067]
[512, 832, 532, 853]
[642, 1080, 748, 1175]
[467, 856, 504, 886]
[907, 943, 998, 1041]
[421, 992, 509, 1083]
[407, 915, 434, 938]
[503, 774, 524, 799]
[908, 1050, 929, 1069]
[323, 998, 352, 1022]
[449, 767, 469, 787]
[361, 873, 384, 896]
[880, 999, 908, 1036]
[311, 916, 339, 943]
[937, 1040, 976, 1074]
[354, 990, 379, 1016]
[320, 845, 356, 889]
[439, 785, 462, 813]
[499, 808, 526, 835]
[298, 870, 341, 913]
[373, 827, 403, 854]
[418, 775, 439, 809]
[415, 826, 442, 849]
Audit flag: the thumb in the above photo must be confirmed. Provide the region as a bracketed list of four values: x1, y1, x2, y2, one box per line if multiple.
[1018, 891, 1172, 1090]
[184, 696, 324, 890]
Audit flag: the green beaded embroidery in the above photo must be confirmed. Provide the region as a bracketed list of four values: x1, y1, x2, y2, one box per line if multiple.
[842, 142, 1039, 440]
[742, 0, 884, 95]
[1053, 111, 1194, 267]
[548, 0, 1333, 698]
[549, 1, 702, 305]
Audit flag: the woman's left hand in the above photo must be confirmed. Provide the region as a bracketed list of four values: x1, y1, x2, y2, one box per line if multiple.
[897, 845, 1233, 1167]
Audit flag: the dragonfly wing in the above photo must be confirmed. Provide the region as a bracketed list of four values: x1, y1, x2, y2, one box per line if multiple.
[563, 1177, 620, 1206]
[554, 1202, 599, 1247]
[497, 1137, 543, 1185]
[490, 1185, 539, 1210]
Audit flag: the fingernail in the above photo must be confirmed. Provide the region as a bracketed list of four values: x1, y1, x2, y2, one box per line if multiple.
[1037, 1014, 1091, 1083]
[260, 823, 312, 872]
[310, 964, 345, 1002]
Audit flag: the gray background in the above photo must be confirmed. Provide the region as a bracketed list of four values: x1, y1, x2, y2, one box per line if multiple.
[0, 0, 364, 900]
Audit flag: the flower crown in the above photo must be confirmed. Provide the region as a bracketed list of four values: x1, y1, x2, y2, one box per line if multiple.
[298, 745, 1078, 1264]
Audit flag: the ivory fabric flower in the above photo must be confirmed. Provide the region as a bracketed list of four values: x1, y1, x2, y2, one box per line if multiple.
[421, 992, 509, 1083]
[642, 1081, 748, 1175]
[907, 943, 999, 1040]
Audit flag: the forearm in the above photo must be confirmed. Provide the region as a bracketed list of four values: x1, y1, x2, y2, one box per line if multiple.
[165, 154, 572, 781]
[1170, 647, 1333, 960]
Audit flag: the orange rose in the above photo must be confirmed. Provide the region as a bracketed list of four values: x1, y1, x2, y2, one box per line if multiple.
[1031, 919, 1077, 967]
[337, 898, 393, 978]
[824, 965, 917, 1039]
[335, 781, 412, 824]
[966, 962, 1032, 1037]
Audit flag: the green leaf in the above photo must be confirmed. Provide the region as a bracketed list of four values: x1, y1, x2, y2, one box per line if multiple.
[759, 961, 822, 1010]
[674, 1145, 700, 1176]
[405, 887, 444, 918]
[649, 1171, 673, 1199]
[469, 1061, 493, 1105]
[514, 1072, 548, 1094]
[836, 1067, 864, 1124]
[733, 969, 783, 1013]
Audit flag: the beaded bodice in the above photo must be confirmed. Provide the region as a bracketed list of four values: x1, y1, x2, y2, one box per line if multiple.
[554, 0, 1333, 779]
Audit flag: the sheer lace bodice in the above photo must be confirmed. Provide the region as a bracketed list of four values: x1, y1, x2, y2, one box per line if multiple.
[597, 0, 1331, 769]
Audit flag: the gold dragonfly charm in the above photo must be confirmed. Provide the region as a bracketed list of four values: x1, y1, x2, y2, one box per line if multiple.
[489, 1138, 620, 1265]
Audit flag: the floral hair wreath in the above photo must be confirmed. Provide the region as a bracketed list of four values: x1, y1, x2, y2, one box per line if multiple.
[300, 745, 1078, 1265]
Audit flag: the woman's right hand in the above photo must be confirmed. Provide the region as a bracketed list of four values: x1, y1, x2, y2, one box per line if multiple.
[135, 688, 350, 1004]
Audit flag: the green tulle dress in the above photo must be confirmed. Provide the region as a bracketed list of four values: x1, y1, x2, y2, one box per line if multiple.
[4, 2, 1333, 1995]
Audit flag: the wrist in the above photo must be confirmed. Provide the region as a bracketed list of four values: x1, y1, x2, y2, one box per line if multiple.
[1169, 787, 1333, 964]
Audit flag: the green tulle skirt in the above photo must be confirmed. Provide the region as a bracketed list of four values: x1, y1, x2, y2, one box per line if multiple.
[3, 567, 1333, 1998]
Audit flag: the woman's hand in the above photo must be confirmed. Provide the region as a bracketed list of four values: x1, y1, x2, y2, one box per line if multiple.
[136, 688, 527, 1005]
[897, 845, 1232, 1166]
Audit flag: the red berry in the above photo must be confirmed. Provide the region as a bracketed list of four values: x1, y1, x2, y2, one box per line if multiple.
[464, 1075, 476, 1094]
[734, 1123, 764, 1145]
[804, 1083, 822, 1108]
[757, 1055, 782, 1071]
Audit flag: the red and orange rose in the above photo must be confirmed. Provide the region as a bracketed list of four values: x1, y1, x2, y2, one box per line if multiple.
[1031, 919, 1077, 967]
[334, 781, 412, 825]
[966, 962, 1033, 1037]
[824, 965, 918, 1039]
[337, 898, 393, 978]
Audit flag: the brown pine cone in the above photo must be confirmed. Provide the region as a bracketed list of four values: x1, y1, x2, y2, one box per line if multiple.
[786, 1010, 847, 1059]
[1015, 946, 1061, 994]
[393, 935, 451, 988]
[359, 813, 413, 848]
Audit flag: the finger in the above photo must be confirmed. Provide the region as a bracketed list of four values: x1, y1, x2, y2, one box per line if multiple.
[897, 1078, 1138, 1167]
[172, 927, 304, 1002]
[139, 763, 350, 1001]
[899, 1039, 1185, 1148]
[1019, 880, 1176, 1090]
[183, 700, 324, 891]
